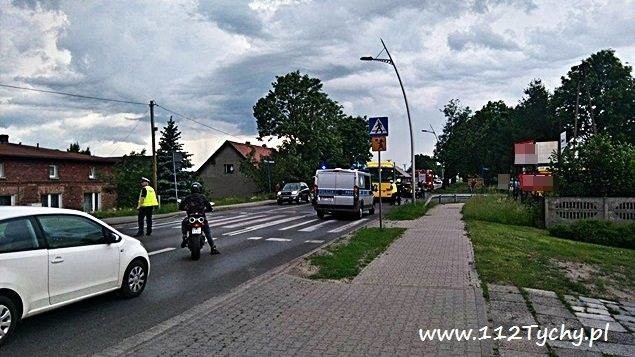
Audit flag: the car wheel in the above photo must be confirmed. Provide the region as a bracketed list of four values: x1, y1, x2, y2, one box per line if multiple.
[317, 210, 325, 219]
[277, 200, 282, 205]
[369, 203, 375, 215]
[0, 295, 18, 346]
[120, 259, 148, 298]
[357, 202, 364, 220]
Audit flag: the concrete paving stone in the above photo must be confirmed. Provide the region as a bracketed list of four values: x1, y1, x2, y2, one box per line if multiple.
[535, 315, 584, 334]
[579, 318, 627, 333]
[623, 306, 635, 315]
[616, 315, 635, 324]
[586, 307, 610, 315]
[575, 312, 615, 321]
[584, 302, 608, 310]
[564, 295, 580, 304]
[620, 301, 635, 308]
[533, 304, 576, 318]
[499, 350, 548, 357]
[551, 347, 603, 357]
[489, 290, 526, 303]
[488, 284, 521, 294]
[595, 342, 635, 356]
[572, 306, 585, 312]
[580, 297, 603, 305]
[525, 288, 558, 298]
[623, 322, 635, 332]
[548, 339, 602, 353]
[603, 330, 635, 345]
[599, 298, 618, 305]
[529, 295, 568, 307]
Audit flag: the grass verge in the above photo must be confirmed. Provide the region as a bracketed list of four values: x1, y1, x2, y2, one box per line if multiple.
[462, 194, 542, 227]
[386, 201, 436, 220]
[92, 195, 273, 219]
[466, 219, 635, 299]
[309, 227, 406, 280]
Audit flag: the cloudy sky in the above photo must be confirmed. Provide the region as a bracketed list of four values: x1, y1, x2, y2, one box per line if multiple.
[1, 0, 634, 170]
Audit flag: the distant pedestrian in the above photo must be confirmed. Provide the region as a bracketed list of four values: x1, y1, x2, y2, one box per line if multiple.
[134, 177, 159, 237]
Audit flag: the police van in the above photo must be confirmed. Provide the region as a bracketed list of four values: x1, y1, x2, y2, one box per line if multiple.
[313, 169, 375, 220]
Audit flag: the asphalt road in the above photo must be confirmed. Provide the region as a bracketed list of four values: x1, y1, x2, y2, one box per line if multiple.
[1, 202, 391, 356]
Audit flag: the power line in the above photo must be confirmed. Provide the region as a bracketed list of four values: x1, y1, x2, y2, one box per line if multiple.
[0, 83, 147, 106]
[108, 111, 149, 156]
[154, 103, 240, 138]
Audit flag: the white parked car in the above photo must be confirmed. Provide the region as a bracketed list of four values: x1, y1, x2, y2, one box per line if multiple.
[0, 207, 150, 346]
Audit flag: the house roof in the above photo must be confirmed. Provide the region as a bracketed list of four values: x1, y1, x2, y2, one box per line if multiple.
[0, 142, 116, 163]
[196, 140, 274, 175]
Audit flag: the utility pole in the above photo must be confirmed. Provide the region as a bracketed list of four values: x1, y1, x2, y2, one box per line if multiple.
[149, 100, 158, 190]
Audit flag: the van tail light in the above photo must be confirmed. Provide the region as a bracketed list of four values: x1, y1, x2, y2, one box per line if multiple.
[353, 185, 359, 199]
[313, 184, 318, 193]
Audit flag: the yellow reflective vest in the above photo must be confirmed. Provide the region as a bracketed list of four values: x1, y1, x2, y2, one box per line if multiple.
[139, 186, 159, 207]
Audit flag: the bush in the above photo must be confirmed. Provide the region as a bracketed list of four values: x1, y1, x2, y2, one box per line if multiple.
[549, 220, 635, 249]
[462, 194, 543, 227]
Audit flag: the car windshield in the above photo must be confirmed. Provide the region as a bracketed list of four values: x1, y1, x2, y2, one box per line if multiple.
[282, 183, 301, 191]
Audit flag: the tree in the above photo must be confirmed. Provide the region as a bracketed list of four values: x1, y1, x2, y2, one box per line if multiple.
[108, 150, 152, 208]
[252, 71, 370, 184]
[408, 154, 439, 172]
[512, 79, 557, 143]
[551, 134, 634, 197]
[67, 141, 91, 155]
[552, 50, 635, 145]
[156, 117, 193, 201]
[434, 99, 473, 184]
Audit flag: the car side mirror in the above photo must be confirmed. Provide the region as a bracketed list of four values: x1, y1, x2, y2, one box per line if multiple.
[108, 232, 122, 244]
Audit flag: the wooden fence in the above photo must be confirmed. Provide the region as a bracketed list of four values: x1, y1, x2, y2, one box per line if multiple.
[545, 197, 635, 227]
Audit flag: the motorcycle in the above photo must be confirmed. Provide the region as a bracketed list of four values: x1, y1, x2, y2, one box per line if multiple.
[180, 201, 215, 261]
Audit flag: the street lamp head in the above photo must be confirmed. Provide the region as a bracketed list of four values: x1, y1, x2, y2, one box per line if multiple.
[421, 129, 431, 133]
[360, 56, 374, 61]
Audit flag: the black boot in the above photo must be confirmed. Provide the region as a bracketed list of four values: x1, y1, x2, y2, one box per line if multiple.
[210, 246, 220, 255]
[180, 235, 187, 248]
[133, 232, 143, 238]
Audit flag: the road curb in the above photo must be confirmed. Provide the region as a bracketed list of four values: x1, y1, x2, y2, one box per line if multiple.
[100, 200, 276, 225]
[94, 216, 375, 356]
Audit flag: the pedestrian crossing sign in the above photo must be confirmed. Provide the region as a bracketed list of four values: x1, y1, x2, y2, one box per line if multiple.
[368, 117, 388, 136]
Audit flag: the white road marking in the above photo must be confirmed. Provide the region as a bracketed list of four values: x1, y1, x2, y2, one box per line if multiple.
[223, 215, 308, 236]
[266, 238, 291, 242]
[170, 214, 264, 229]
[305, 240, 324, 243]
[222, 215, 284, 229]
[246, 236, 263, 240]
[278, 219, 318, 231]
[298, 220, 338, 232]
[148, 247, 175, 256]
[327, 219, 369, 233]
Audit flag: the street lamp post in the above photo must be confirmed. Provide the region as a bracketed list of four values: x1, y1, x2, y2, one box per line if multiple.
[263, 160, 275, 193]
[361, 39, 416, 203]
[421, 125, 444, 184]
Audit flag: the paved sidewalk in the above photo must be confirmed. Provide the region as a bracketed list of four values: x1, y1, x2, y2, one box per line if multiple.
[99, 204, 491, 356]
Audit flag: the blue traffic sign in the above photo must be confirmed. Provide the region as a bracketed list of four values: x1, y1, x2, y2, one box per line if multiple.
[368, 117, 388, 136]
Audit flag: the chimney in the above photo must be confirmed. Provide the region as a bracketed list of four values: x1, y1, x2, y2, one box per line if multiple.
[0, 134, 8, 144]
[245, 141, 251, 145]
[36, 143, 39, 148]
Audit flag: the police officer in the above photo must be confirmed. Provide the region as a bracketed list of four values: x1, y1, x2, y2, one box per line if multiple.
[134, 177, 159, 237]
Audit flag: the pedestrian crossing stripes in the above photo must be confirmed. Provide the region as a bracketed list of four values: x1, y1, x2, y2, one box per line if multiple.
[222, 215, 284, 229]
[279, 219, 318, 231]
[265, 238, 291, 242]
[327, 218, 368, 233]
[223, 215, 308, 236]
[305, 240, 324, 243]
[246, 237, 263, 240]
[298, 219, 338, 232]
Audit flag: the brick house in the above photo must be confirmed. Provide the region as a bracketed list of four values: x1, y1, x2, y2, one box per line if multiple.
[0, 134, 117, 211]
[196, 140, 273, 198]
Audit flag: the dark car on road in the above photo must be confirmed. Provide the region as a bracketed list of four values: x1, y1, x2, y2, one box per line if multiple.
[277, 182, 311, 204]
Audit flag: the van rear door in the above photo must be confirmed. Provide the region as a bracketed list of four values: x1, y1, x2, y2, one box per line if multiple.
[316, 171, 337, 205]
[334, 171, 355, 207]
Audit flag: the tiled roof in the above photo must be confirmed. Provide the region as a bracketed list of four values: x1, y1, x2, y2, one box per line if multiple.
[0, 142, 116, 163]
[227, 141, 273, 162]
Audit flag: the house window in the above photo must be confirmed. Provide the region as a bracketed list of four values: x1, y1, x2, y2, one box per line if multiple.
[89, 166, 97, 179]
[83, 192, 100, 212]
[0, 195, 14, 206]
[0, 162, 4, 178]
[41, 193, 61, 208]
[49, 164, 59, 179]
[224, 164, 235, 174]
